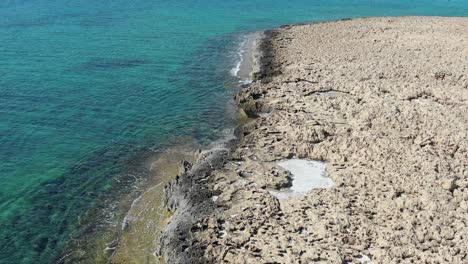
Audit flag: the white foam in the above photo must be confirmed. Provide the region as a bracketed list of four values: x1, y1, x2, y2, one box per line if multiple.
[121, 183, 162, 230]
[199, 128, 236, 155]
[230, 32, 262, 84]
[230, 38, 247, 77]
[239, 78, 253, 85]
[270, 159, 334, 199]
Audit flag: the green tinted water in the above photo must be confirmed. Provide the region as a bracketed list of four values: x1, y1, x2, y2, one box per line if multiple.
[1, 0, 467, 263]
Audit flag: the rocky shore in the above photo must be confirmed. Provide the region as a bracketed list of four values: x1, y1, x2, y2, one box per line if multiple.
[159, 17, 468, 263]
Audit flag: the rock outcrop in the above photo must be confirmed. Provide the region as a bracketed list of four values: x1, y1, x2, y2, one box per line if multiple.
[161, 17, 468, 263]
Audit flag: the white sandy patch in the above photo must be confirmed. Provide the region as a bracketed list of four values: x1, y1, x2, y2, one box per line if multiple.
[270, 159, 334, 199]
[357, 254, 373, 263]
[347, 254, 373, 264]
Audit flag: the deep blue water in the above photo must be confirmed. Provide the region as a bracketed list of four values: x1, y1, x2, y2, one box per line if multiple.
[1, 0, 467, 263]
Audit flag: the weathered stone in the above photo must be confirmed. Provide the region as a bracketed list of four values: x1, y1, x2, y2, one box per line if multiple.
[161, 17, 468, 264]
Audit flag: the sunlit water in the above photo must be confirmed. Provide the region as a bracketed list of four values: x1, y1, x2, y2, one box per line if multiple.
[1, 0, 467, 263]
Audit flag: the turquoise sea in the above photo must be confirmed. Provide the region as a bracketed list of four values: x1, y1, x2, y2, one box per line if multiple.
[1, 0, 467, 263]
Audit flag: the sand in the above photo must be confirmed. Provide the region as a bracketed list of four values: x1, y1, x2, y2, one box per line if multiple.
[160, 16, 468, 263]
[270, 159, 334, 199]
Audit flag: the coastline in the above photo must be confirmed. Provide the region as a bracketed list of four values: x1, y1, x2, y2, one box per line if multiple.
[56, 141, 202, 264]
[57, 31, 261, 263]
[71, 33, 263, 263]
[109, 145, 200, 263]
[4, 0, 468, 261]
[156, 32, 264, 263]
[159, 16, 468, 263]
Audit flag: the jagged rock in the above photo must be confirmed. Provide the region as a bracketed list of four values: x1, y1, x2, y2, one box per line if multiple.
[160, 17, 468, 264]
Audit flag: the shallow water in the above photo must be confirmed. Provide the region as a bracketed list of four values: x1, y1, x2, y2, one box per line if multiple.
[1, 0, 467, 263]
[231, 32, 262, 84]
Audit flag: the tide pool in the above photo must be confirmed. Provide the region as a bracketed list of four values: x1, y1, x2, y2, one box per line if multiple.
[1, 0, 467, 263]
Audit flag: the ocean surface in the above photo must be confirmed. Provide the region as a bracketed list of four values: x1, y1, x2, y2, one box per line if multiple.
[1, 0, 467, 263]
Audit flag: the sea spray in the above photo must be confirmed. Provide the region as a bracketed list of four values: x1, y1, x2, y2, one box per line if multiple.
[231, 32, 264, 84]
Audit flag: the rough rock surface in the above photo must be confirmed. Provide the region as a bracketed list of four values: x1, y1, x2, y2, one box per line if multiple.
[161, 17, 468, 263]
